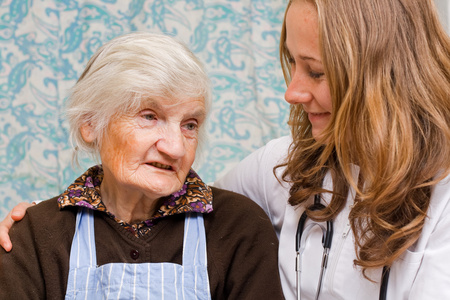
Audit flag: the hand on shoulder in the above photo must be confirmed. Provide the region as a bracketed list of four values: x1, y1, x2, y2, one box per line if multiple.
[0, 202, 34, 252]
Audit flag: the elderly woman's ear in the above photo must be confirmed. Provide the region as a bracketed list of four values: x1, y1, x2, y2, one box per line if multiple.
[80, 122, 96, 143]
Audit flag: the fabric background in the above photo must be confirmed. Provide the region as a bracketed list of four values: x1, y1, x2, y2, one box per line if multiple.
[1, 0, 449, 219]
[0, 0, 290, 218]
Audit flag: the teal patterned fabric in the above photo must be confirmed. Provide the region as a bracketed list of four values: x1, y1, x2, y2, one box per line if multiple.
[0, 0, 290, 218]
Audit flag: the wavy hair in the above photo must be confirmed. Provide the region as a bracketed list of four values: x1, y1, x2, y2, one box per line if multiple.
[278, 0, 450, 275]
[66, 32, 211, 164]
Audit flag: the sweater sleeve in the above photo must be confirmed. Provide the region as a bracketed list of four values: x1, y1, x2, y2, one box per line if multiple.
[214, 135, 292, 238]
[0, 198, 74, 300]
[206, 187, 285, 300]
[0, 206, 46, 299]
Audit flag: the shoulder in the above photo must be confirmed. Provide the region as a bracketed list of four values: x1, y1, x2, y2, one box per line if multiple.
[214, 135, 291, 196]
[263, 135, 292, 153]
[248, 135, 292, 167]
[411, 174, 450, 250]
[261, 135, 291, 157]
[204, 187, 283, 299]
[205, 186, 277, 241]
[27, 196, 61, 216]
[213, 137, 292, 226]
[428, 174, 450, 220]
[2, 197, 76, 299]
[25, 196, 76, 223]
[209, 186, 271, 222]
[10, 196, 77, 244]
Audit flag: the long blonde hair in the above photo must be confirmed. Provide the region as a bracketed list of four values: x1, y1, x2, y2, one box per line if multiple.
[278, 0, 450, 274]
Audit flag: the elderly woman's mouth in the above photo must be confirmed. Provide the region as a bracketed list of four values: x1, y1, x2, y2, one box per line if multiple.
[148, 162, 173, 170]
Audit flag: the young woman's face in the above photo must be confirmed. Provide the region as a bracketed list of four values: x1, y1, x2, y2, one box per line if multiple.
[284, 0, 332, 140]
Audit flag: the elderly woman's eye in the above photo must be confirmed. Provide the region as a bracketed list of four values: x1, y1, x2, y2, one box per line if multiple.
[143, 114, 156, 121]
[184, 122, 198, 131]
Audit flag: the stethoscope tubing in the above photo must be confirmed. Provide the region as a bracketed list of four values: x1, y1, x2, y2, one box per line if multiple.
[295, 194, 389, 300]
[296, 194, 333, 300]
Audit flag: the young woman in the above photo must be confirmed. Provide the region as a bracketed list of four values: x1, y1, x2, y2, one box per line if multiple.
[217, 0, 450, 299]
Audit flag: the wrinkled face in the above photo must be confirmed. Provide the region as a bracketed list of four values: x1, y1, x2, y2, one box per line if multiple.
[85, 97, 206, 201]
[284, 0, 332, 140]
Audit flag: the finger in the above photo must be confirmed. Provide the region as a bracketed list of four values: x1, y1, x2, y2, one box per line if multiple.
[10, 202, 34, 221]
[0, 202, 34, 252]
[0, 212, 15, 252]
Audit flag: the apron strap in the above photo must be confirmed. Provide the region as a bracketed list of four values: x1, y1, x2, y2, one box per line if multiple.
[181, 213, 211, 299]
[182, 213, 208, 267]
[69, 207, 97, 269]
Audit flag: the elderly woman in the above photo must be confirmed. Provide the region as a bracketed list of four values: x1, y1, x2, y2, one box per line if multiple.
[0, 32, 284, 299]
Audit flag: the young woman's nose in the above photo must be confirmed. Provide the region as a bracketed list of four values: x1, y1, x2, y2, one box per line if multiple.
[156, 127, 186, 159]
[284, 73, 314, 105]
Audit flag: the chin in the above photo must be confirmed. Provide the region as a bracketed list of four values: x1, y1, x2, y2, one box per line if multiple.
[311, 131, 323, 140]
[312, 130, 327, 143]
[143, 179, 184, 198]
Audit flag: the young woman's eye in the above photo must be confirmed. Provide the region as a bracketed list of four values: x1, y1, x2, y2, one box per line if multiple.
[309, 71, 324, 79]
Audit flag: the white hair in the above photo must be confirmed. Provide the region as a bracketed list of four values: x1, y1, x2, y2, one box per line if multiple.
[66, 32, 212, 163]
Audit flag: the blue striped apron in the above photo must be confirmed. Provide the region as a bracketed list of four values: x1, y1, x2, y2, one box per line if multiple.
[65, 208, 211, 299]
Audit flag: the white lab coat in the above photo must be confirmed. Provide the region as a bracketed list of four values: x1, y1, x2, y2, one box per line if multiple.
[214, 135, 450, 300]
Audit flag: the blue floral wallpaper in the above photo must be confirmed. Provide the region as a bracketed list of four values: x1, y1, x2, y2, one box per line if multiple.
[0, 0, 290, 218]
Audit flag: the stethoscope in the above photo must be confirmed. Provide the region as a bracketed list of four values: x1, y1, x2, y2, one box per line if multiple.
[295, 194, 390, 300]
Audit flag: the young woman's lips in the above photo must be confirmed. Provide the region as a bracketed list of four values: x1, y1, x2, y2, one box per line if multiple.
[308, 112, 330, 122]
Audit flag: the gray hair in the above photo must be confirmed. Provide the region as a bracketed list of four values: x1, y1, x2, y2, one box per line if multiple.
[66, 32, 211, 163]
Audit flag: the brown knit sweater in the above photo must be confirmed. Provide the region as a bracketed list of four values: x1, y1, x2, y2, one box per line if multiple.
[0, 187, 284, 300]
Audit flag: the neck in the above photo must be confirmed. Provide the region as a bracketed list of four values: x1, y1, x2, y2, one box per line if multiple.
[100, 182, 160, 224]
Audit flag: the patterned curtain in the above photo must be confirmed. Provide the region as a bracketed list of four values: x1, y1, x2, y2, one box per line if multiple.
[0, 0, 290, 218]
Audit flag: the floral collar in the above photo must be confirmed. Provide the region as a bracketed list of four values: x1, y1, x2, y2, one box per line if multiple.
[58, 165, 213, 237]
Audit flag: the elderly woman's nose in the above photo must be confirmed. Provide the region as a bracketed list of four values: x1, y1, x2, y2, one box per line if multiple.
[156, 128, 186, 158]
